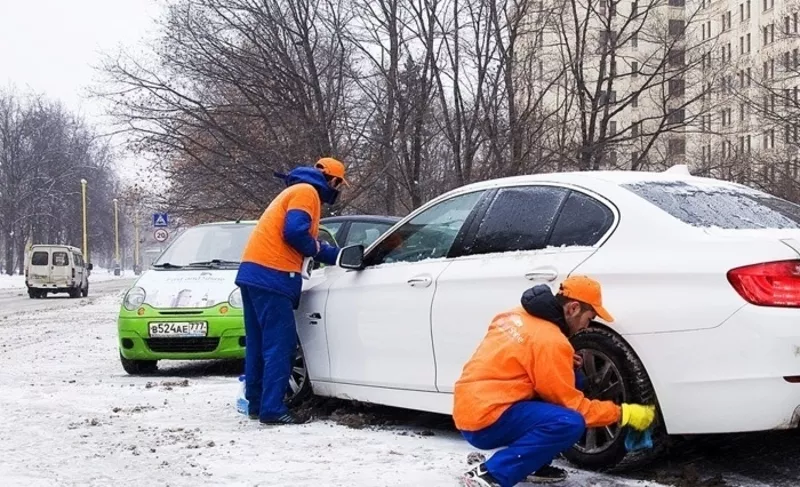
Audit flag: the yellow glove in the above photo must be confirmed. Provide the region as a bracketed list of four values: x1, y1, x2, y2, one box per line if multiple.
[620, 404, 656, 431]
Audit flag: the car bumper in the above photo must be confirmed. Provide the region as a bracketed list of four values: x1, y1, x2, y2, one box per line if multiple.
[628, 304, 800, 435]
[118, 306, 245, 360]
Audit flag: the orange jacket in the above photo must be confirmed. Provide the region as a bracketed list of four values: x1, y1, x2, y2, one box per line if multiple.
[241, 182, 320, 273]
[453, 307, 621, 431]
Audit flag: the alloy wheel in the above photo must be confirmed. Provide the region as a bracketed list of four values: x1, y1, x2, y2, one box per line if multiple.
[573, 349, 626, 454]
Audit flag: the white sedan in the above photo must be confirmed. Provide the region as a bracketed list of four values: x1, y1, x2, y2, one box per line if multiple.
[293, 165, 800, 470]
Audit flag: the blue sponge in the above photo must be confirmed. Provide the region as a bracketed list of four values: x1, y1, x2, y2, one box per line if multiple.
[624, 427, 653, 452]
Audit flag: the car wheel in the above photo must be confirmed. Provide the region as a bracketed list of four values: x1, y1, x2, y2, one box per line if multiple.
[69, 287, 81, 299]
[28, 289, 36, 299]
[119, 353, 158, 375]
[284, 340, 311, 407]
[564, 327, 666, 472]
[81, 283, 88, 297]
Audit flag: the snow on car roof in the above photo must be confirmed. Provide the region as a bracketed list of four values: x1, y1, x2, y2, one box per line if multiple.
[450, 166, 745, 195]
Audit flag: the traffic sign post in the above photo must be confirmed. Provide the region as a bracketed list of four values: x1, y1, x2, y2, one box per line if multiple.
[153, 213, 169, 227]
[154, 228, 169, 243]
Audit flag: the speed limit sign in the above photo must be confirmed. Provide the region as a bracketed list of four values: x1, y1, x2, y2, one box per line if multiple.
[154, 228, 169, 242]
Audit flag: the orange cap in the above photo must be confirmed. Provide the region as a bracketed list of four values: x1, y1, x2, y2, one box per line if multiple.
[558, 275, 614, 323]
[315, 157, 349, 186]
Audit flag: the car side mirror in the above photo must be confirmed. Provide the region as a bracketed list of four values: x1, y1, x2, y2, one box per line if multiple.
[87, 263, 94, 271]
[337, 244, 365, 270]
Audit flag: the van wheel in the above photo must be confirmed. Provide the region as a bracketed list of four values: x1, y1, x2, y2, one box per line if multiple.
[120, 353, 158, 375]
[563, 327, 666, 472]
[69, 287, 81, 299]
[81, 283, 89, 297]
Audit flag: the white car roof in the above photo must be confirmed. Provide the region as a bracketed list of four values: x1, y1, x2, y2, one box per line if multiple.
[451, 165, 745, 195]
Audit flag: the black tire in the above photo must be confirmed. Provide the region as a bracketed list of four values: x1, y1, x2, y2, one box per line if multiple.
[81, 283, 88, 297]
[28, 289, 35, 299]
[120, 353, 158, 375]
[563, 326, 667, 472]
[284, 340, 312, 407]
[69, 287, 81, 299]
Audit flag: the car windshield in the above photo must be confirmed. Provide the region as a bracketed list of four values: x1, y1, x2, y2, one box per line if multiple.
[622, 180, 800, 229]
[153, 223, 255, 268]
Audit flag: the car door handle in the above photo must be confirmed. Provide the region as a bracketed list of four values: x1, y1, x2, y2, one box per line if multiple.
[307, 312, 322, 319]
[407, 275, 432, 288]
[525, 269, 558, 281]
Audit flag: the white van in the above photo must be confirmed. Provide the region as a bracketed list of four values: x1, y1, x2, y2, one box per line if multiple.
[25, 245, 92, 299]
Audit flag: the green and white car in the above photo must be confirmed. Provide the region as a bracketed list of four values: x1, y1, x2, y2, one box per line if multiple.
[117, 220, 338, 387]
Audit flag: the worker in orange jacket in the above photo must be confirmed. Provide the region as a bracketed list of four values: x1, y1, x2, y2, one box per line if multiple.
[454, 276, 655, 486]
[236, 158, 346, 425]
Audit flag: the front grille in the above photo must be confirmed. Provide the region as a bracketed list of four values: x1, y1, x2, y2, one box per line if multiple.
[158, 310, 204, 316]
[146, 337, 220, 353]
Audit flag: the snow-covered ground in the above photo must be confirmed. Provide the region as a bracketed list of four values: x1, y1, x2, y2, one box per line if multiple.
[0, 289, 673, 486]
[0, 268, 132, 289]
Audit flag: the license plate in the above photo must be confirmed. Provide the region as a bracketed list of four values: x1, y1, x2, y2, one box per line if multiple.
[148, 322, 208, 337]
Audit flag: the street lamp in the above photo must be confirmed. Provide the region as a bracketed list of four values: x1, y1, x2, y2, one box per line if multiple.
[134, 207, 141, 275]
[80, 179, 88, 262]
[113, 198, 120, 275]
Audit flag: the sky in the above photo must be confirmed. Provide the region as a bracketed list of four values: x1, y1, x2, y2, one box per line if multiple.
[0, 0, 166, 182]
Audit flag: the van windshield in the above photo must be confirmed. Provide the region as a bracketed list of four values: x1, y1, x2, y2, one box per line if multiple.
[153, 223, 255, 268]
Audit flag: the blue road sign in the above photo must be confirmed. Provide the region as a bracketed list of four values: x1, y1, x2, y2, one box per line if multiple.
[153, 213, 169, 227]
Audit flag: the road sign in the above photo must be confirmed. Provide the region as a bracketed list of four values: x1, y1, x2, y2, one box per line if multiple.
[154, 228, 169, 242]
[153, 213, 169, 227]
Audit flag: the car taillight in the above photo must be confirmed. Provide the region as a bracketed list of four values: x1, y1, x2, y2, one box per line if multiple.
[727, 260, 800, 307]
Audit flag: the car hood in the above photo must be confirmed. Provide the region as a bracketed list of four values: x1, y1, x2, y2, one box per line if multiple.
[135, 269, 238, 309]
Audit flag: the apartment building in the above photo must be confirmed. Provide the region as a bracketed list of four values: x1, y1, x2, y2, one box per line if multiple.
[522, 0, 691, 170]
[690, 0, 800, 182]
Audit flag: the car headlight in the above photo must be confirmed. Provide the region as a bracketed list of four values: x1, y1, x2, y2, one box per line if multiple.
[228, 288, 242, 308]
[123, 287, 146, 311]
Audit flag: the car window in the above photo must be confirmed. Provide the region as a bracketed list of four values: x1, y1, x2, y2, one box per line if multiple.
[623, 180, 800, 229]
[366, 191, 484, 265]
[31, 251, 48, 266]
[322, 221, 343, 238]
[319, 228, 337, 247]
[548, 191, 615, 247]
[53, 252, 69, 266]
[465, 186, 568, 255]
[344, 222, 393, 247]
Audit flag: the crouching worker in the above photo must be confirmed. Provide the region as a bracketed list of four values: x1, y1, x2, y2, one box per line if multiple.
[453, 276, 655, 486]
[236, 158, 347, 425]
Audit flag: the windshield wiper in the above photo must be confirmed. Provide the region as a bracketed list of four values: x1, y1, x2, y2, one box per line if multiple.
[187, 259, 240, 267]
[153, 262, 183, 269]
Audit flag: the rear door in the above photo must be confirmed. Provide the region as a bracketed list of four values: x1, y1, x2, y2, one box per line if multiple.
[29, 249, 51, 285]
[50, 249, 71, 286]
[431, 184, 618, 392]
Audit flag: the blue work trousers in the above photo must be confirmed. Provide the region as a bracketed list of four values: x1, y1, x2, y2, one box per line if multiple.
[461, 370, 588, 487]
[241, 286, 296, 420]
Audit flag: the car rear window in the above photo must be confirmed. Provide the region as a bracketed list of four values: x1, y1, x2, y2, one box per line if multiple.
[31, 252, 49, 266]
[53, 252, 69, 266]
[622, 180, 800, 229]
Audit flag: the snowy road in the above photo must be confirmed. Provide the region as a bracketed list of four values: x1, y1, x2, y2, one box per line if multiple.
[0, 277, 134, 315]
[0, 287, 797, 486]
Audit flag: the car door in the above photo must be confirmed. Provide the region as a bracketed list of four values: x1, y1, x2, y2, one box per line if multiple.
[320, 190, 487, 391]
[431, 184, 618, 393]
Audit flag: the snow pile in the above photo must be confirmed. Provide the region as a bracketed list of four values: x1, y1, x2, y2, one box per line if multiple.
[0, 293, 670, 486]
